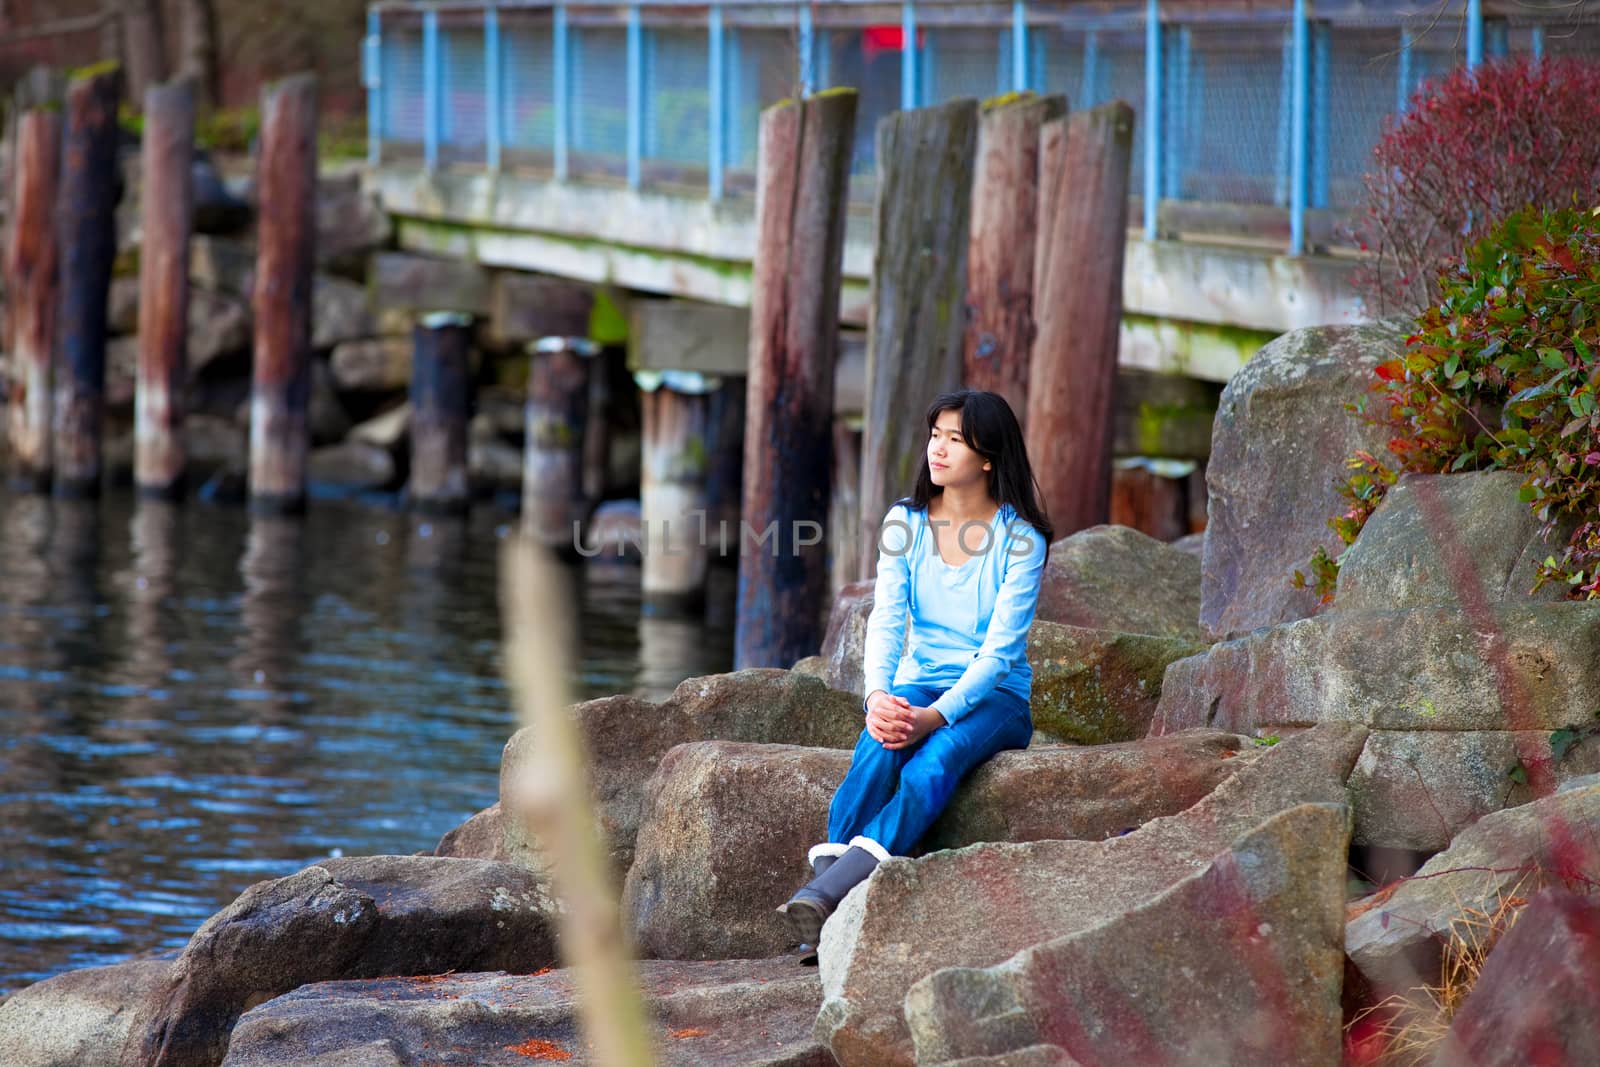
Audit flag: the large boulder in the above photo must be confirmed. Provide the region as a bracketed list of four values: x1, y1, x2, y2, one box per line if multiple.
[307, 442, 397, 494]
[220, 959, 833, 1067]
[819, 580, 873, 695]
[189, 236, 256, 296]
[1028, 621, 1206, 744]
[311, 275, 375, 351]
[1335, 471, 1576, 613]
[500, 669, 865, 878]
[1153, 603, 1600, 736]
[1431, 889, 1600, 1067]
[0, 959, 172, 1067]
[119, 857, 557, 1067]
[814, 723, 1367, 1065]
[1201, 322, 1401, 639]
[905, 803, 1349, 1067]
[1347, 730, 1600, 851]
[1036, 524, 1206, 640]
[623, 733, 1256, 961]
[330, 337, 411, 393]
[315, 171, 393, 276]
[431, 803, 510, 862]
[1346, 778, 1600, 996]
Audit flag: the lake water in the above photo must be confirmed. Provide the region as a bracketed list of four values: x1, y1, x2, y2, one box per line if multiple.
[0, 490, 735, 996]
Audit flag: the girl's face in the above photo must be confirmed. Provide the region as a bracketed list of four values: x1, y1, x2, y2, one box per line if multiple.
[927, 409, 991, 490]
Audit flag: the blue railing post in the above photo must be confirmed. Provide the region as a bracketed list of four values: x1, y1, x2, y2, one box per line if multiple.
[1162, 27, 1187, 202]
[901, 1, 918, 110]
[554, 3, 570, 180]
[423, 9, 441, 170]
[1311, 21, 1328, 210]
[1467, 0, 1484, 69]
[1289, 0, 1309, 254]
[1143, 0, 1161, 240]
[1011, 0, 1028, 93]
[709, 4, 725, 200]
[1532, 25, 1545, 60]
[365, 8, 381, 165]
[627, 5, 642, 188]
[799, 4, 814, 96]
[1082, 30, 1101, 107]
[1396, 28, 1413, 114]
[486, 7, 502, 170]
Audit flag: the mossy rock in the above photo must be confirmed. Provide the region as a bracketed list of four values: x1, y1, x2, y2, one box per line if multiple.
[1028, 621, 1208, 745]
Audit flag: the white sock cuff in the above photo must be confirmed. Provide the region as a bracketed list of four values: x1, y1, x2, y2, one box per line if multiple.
[808, 842, 850, 867]
[849, 835, 892, 863]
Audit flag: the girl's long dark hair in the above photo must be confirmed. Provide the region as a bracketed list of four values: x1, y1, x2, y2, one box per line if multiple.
[897, 389, 1055, 547]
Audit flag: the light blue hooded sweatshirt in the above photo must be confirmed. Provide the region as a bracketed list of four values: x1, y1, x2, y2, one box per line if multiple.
[859, 502, 1048, 724]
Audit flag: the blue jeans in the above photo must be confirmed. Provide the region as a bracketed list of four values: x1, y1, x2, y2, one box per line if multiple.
[826, 682, 1033, 858]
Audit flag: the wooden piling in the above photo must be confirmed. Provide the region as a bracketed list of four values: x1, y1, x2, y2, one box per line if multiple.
[248, 74, 318, 515]
[1027, 101, 1135, 536]
[706, 375, 745, 565]
[1034, 115, 1068, 310]
[523, 336, 596, 546]
[581, 349, 610, 502]
[1111, 460, 1192, 543]
[858, 99, 979, 579]
[963, 92, 1066, 421]
[408, 313, 473, 514]
[135, 80, 196, 499]
[4, 107, 62, 492]
[639, 373, 712, 614]
[830, 416, 863, 594]
[736, 90, 856, 667]
[52, 67, 123, 497]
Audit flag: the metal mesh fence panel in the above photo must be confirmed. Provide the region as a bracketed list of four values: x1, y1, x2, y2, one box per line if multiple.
[726, 24, 801, 177]
[381, 22, 426, 145]
[643, 28, 711, 172]
[571, 22, 629, 177]
[1031, 23, 1147, 194]
[503, 15, 556, 154]
[441, 20, 487, 160]
[1167, 22, 1288, 205]
[819, 26, 903, 178]
[924, 27, 1006, 102]
[1321, 26, 1406, 210]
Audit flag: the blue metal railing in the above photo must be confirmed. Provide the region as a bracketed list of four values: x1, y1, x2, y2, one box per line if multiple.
[365, 1, 1600, 255]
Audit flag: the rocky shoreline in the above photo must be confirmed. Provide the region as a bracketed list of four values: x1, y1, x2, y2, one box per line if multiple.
[5, 325, 1600, 1065]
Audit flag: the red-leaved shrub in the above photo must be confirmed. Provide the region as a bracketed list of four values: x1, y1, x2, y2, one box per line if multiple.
[1355, 56, 1600, 315]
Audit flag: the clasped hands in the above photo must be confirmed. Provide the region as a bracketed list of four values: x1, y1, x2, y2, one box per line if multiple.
[865, 690, 947, 750]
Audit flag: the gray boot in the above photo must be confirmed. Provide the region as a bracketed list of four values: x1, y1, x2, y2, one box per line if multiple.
[781, 845, 881, 947]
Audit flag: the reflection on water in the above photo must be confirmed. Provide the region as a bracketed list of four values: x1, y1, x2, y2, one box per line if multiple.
[0, 491, 733, 995]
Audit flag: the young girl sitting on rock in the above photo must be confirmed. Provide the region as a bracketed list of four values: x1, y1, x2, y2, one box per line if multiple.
[781, 389, 1052, 947]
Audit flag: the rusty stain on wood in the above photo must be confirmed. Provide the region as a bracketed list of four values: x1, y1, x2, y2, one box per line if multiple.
[135, 80, 196, 499]
[737, 90, 857, 668]
[249, 73, 318, 514]
[963, 92, 1066, 424]
[1028, 102, 1136, 536]
[4, 108, 62, 492]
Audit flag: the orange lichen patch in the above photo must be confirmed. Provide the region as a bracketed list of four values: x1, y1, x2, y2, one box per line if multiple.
[401, 970, 458, 985]
[529, 967, 554, 977]
[669, 1027, 709, 1039]
[505, 1037, 572, 1060]
[1346, 880, 1405, 921]
[1220, 749, 1239, 759]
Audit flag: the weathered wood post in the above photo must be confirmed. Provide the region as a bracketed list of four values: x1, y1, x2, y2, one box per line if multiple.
[4, 104, 62, 492]
[1034, 114, 1069, 310]
[705, 376, 745, 564]
[408, 312, 473, 515]
[52, 66, 123, 497]
[523, 336, 597, 549]
[830, 416, 863, 595]
[135, 80, 196, 499]
[581, 349, 610, 502]
[1028, 101, 1135, 536]
[735, 90, 856, 668]
[963, 92, 1066, 421]
[639, 371, 713, 614]
[858, 99, 979, 579]
[249, 73, 318, 515]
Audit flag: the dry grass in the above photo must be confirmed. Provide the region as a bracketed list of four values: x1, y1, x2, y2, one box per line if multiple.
[1345, 878, 1532, 1067]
